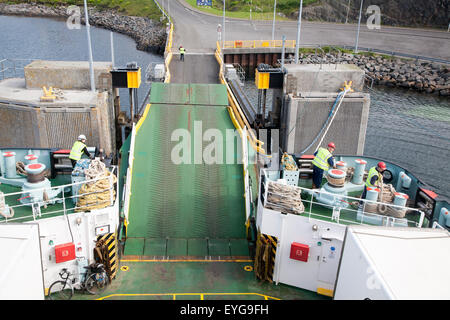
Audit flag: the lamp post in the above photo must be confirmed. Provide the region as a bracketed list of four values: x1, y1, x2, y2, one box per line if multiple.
[294, 0, 303, 64]
[345, 0, 351, 24]
[272, 0, 277, 41]
[83, 0, 95, 92]
[354, 0, 364, 53]
[222, 0, 226, 50]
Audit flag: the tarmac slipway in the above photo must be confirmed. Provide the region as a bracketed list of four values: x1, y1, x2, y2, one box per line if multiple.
[72, 53, 327, 301]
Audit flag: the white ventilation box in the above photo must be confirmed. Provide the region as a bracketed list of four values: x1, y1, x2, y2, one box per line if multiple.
[154, 64, 165, 79]
[334, 225, 450, 300]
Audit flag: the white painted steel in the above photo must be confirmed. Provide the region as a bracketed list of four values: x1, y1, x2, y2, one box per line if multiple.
[0, 223, 44, 299]
[256, 169, 428, 295]
[123, 123, 136, 223]
[334, 226, 450, 300]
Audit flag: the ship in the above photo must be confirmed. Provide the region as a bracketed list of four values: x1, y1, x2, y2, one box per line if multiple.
[0, 2, 449, 302]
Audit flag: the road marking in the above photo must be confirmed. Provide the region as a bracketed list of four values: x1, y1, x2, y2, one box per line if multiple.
[184, 6, 207, 24]
[97, 292, 281, 300]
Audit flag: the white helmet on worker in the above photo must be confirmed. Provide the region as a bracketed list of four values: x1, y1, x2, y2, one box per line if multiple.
[78, 134, 87, 141]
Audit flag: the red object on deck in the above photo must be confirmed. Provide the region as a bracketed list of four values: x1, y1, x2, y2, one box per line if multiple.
[330, 169, 345, 176]
[420, 188, 438, 199]
[290, 242, 310, 262]
[3, 152, 14, 157]
[55, 243, 76, 263]
[52, 149, 71, 154]
[27, 163, 43, 170]
[300, 155, 315, 160]
[394, 192, 409, 199]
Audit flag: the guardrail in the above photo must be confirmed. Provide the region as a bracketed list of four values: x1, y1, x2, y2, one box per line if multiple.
[260, 170, 426, 228]
[219, 40, 449, 65]
[164, 23, 174, 83]
[0, 58, 36, 81]
[342, 45, 450, 65]
[221, 40, 296, 49]
[151, 0, 173, 83]
[215, 42, 266, 155]
[0, 166, 117, 224]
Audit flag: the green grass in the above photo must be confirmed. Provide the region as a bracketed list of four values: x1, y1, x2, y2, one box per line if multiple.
[185, 0, 318, 20]
[0, 0, 163, 21]
[298, 46, 353, 55]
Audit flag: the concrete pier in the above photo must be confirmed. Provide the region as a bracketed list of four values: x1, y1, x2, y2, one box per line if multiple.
[0, 61, 115, 155]
[280, 64, 370, 156]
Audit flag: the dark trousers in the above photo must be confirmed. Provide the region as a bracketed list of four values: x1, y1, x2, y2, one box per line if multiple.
[71, 159, 77, 168]
[312, 165, 324, 188]
[180, 53, 184, 61]
[359, 186, 368, 205]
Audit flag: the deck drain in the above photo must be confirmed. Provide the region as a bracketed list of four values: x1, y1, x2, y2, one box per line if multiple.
[244, 265, 253, 272]
[120, 266, 130, 272]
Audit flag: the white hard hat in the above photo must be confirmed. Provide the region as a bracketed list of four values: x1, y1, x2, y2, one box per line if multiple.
[78, 134, 87, 140]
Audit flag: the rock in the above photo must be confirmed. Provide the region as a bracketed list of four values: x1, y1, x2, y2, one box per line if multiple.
[415, 82, 424, 90]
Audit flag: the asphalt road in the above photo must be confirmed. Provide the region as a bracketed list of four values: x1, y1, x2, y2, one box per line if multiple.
[170, 53, 220, 84]
[159, 0, 450, 61]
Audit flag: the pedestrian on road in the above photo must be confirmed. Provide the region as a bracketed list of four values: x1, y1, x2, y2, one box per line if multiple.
[179, 46, 185, 62]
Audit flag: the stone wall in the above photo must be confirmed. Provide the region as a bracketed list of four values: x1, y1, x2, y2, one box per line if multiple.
[296, 53, 450, 96]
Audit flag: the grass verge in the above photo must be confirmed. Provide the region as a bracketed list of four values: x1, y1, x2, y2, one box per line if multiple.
[184, 0, 318, 21]
[0, 0, 163, 21]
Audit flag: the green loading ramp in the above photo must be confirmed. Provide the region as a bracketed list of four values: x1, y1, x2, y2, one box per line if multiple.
[125, 83, 248, 257]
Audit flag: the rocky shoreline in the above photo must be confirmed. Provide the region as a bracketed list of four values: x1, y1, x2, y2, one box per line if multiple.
[0, 3, 167, 54]
[298, 53, 450, 96]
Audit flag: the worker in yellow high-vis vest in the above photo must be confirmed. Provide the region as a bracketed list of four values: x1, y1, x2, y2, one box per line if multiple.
[69, 134, 92, 168]
[360, 161, 387, 203]
[179, 46, 185, 62]
[311, 142, 336, 189]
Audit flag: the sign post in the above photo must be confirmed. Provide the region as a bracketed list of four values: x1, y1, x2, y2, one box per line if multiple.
[197, 0, 212, 6]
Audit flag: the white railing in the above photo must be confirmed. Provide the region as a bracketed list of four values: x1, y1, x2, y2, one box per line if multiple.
[0, 58, 37, 81]
[122, 123, 136, 223]
[260, 170, 426, 228]
[0, 166, 117, 224]
[432, 221, 445, 229]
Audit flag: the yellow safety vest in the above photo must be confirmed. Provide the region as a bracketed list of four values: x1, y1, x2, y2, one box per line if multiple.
[69, 140, 86, 161]
[312, 147, 332, 171]
[365, 166, 382, 188]
[179, 48, 185, 54]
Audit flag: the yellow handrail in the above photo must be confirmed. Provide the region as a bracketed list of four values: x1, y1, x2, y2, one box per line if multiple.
[164, 23, 174, 83]
[215, 44, 265, 155]
[219, 40, 296, 49]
